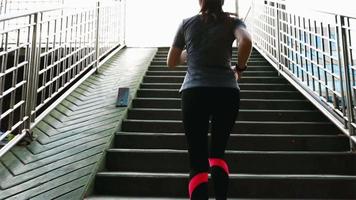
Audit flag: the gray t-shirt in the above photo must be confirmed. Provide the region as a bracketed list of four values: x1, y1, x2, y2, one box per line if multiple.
[173, 14, 246, 92]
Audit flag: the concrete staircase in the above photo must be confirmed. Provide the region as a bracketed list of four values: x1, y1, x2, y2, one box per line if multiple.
[90, 47, 356, 199]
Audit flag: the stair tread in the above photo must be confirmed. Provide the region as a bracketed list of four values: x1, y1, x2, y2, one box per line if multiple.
[86, 197, 345, 200]
[134, 97, 310, 101]
[123, 119, 333, 124]
[129, 108, 320, 112]
[97, 171, 356, 179]
[138, 89, 299, 93]
[107, 148, 352, 154]
[92, 49, 354, 198]
[116, 132, 346, 138]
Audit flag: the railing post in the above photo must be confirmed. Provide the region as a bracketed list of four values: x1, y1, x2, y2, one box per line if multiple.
[337, 15, 355, 151]
[95, 1, 100, 72]
[235, 0, 239, 18]
[275, 2, 282, 71]
[122, 0, 126, 45]
[25, 12, 39, 129]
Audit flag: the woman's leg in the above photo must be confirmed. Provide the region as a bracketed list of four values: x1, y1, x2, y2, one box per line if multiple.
[209, 88, 240, 200]
[181, 88, 211, 200]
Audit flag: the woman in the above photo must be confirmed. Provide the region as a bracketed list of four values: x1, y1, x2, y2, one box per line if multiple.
[167, 0, 252, 199]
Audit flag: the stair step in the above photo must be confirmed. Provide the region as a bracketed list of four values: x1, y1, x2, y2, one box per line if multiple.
[86, 197, 344, 200]
[115, 132, 350, 151]
[95, 172, 356, 198]
[106, 149, 356, 175]
[86, 197, 337, 200]
[136, 89, 304, 99]
[121, 119, 340, 135]
[143, 76, 287, 84]
[140, 83, 295, 91]
[127, 108, 328, 122]
[156, 50, 260, 53]
[132, 98, 316, 110]
[148, 66, 275, 71]
[91, 48, 354, 199]
[151, 58, 267, 62]
[154, 50, 260, 54]
[155, 50, 260, 55]
[146, 71, 278, 76]
[151, 61, 271, 66]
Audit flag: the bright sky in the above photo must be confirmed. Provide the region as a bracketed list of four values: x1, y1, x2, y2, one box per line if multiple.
[286, 0, 355, 17]
[2, 0, 353, 46]
[125, 0, 355, 47]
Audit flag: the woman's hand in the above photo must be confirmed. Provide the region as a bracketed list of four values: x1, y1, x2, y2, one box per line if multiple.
[231, 66, 243, 81]
[180, 50, 187, 65]
[167, 47, 186, 68]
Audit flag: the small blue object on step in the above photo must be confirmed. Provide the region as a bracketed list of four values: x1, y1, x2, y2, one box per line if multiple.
[116, 87, 130, 107]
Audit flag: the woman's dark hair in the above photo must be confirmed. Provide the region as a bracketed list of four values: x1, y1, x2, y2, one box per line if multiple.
[199, 0, 227, 22]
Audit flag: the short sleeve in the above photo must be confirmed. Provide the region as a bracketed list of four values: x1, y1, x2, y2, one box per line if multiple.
[234, 18, 246, 30]
[172, 21, 185, 49]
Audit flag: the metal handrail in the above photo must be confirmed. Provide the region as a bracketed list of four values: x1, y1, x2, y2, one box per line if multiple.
[243, 5, 252, 22]
[0, 7, 63, 22]
[245, 0, 356, 150]
[0, 0, 126, 157]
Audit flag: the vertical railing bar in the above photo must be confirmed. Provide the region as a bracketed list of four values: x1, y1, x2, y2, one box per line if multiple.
[78, 11, 82, 72]
[291, 14, 295, 73]
[303, 17, 311, 89]
[288, 13, 292, 73]
[275, 3, 281, 71]
[118, 1, 121, 45]
[344, 17, 356, 150]
[94, 1, 100, 72]
[73, 12, 77, 75]
[294, 14, 299, 78]
[33, 12, 43, 120]
[68, 14, 73, 81]
[335, 15, 349, 127]
[59, 8, 64, 89]
[337, 15, 355, 150]
[39, 14, 45, 109]
[25, 13, 38, 128]
[75, 12, 79, 71]
[53, 16, 59, 93]
[84, 10, 87, 52]
[69, 13, 73, 81]
[329, 22, 339, 110]
[298, 16, 304, 84]
[80, 11, 84, 71]
[1, 31, 9, 134]
[47, 19, 53, 99]
[83, 10, 87, 67]
[10, 29, 21, 131]
[63, 14, 68, 85]
[321, 21, 333, 107]
[315, 20, 327, 103]
[53, 17, 57, 93]
[329, 23, 343, 116]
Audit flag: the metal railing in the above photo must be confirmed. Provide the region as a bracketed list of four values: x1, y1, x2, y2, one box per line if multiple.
[245, 0, 356, 149]
[0, 0, 126, 157]
[0, 0, 64, 16]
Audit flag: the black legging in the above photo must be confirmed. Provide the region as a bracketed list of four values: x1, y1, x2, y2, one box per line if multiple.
[181, 87, 240, 200]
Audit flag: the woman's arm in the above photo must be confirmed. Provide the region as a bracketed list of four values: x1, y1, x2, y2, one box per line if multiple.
[167, 47, 187, 68]
[234, 27, 252, 80]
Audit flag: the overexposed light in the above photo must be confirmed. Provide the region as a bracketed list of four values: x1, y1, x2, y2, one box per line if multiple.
[125, 0, 237, 47]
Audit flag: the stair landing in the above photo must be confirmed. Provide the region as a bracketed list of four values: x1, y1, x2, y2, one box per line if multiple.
[0, 48, 157, 200]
